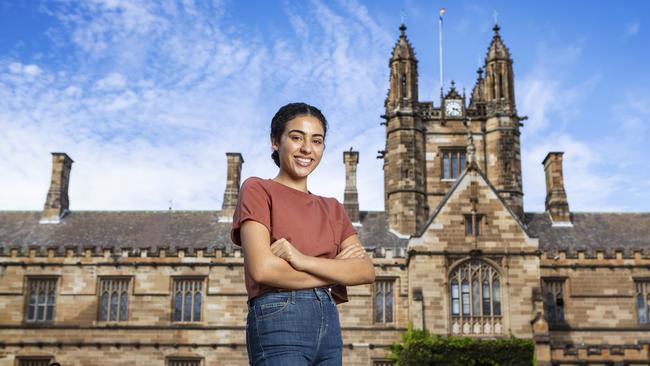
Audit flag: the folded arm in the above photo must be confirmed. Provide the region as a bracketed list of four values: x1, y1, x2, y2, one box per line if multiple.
[271, 234, 375, 286]
[240, 220, 375, 289]
[240, 220, 332, 289]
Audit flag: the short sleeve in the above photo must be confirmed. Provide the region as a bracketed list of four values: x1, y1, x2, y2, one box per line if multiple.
[336, 201, 357, 243]
[230, 178, 271, 245]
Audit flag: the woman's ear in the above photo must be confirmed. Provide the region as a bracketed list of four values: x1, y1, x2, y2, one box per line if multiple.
[271, 137, 278, 151]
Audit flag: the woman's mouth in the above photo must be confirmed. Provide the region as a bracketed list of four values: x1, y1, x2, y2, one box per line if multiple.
[295, 157, 312, 167]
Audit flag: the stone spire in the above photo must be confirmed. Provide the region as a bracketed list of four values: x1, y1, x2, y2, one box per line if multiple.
[469, 67, 485, 112]
[486, 23, 512, 62]
[483, 22, 515, 107]
[386, 22, 418, 109]
[392, 23, 416, 61]
[343, 149, 360, 223]
[41, 152, 73, 224]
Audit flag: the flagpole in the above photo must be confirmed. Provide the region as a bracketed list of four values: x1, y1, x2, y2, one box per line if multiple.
[439, 8, 445, 95]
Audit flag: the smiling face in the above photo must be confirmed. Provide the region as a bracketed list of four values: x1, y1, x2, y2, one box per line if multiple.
[272, 114, 325, 181]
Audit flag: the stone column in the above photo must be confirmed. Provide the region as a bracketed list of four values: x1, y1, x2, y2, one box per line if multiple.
[222, 153, 244, 212]
[41, 152, 73, 223]
[343, 150, 359, 223]
[542, 152, 571, 224]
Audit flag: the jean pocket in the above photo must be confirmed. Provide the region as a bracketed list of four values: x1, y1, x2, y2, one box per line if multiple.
[255, 299, 290, 320]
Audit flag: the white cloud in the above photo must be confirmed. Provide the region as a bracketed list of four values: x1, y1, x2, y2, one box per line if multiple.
[0, 0, 394, 211]
[518, 41, 650, 212]
[522, 134, 624, 212]
[625, 20, 640, 36]
[7, 62, 42, 76]
[94, 72, 126, 90]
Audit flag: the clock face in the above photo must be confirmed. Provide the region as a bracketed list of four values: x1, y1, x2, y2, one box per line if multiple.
[445, 100, 463, 117]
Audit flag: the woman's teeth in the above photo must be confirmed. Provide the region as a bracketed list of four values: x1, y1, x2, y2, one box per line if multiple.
[295, 157, 311, 166]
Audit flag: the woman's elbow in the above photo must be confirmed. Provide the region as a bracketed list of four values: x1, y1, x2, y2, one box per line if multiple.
[248, 262, 275, 285]
[364, 265, 376, 284]
[348, 263, 375, 285]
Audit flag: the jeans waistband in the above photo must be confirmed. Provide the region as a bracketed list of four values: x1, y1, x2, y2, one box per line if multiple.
[248, 287, 332, 307]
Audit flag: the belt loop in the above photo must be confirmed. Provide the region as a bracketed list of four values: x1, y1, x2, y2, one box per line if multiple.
[291, 290, 296, 304]
[325, 287, 334, 303]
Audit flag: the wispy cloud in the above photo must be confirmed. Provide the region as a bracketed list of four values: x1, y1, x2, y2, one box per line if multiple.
[518, 41, 649, 212]
[0, 0, 393, 211]
[624, 20, 640, 37]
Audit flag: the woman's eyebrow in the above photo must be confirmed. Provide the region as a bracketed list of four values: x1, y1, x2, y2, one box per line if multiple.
[287, 129, 324, 138]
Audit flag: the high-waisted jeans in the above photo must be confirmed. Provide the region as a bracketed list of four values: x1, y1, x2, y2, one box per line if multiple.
[246, 288, 343, 366]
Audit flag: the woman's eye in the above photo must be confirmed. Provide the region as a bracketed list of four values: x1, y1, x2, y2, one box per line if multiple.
[313, 140, 323, 145]
[290, 135, 302, 141]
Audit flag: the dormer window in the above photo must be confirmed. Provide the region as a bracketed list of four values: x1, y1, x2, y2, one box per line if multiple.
[442, 150, 466, 179]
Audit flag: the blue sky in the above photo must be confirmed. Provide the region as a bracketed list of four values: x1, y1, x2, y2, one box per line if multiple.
[1, 0, 648, 212]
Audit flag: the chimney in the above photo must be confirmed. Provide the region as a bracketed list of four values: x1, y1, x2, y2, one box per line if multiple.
[343, 149, 360, 223]
[221, 152, 244, 214]
[542, 152, 571, 225]
[41, 152, 73, 224]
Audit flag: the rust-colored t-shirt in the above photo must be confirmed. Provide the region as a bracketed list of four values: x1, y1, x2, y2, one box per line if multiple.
[230, 177, 357, 303]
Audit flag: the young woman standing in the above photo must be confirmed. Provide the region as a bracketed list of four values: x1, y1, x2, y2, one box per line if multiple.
[231, 102, 375, 365]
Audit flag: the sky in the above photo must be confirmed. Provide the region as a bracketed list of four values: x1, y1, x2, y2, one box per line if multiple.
[0, 0, 648, 213]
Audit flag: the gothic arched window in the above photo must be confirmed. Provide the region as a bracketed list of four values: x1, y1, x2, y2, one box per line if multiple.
[449, 260, 502, 335]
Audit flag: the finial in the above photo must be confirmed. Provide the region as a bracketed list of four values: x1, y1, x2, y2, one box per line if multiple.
[451, 80, 456, 89]
[493, 10, 499, 25]
[477, 67, 483, 78]
[466, 131, 476, 166]
[401, 9, 405, 26]
[399, 22, 407, 36]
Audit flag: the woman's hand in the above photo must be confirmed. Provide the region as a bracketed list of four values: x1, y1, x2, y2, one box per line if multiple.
[336, 242, 367, 259]
[270, 238, 308, 271]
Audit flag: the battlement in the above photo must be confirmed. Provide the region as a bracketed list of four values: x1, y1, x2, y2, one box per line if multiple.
[0, 245, 395, 261]
[540, 248, 650, 261]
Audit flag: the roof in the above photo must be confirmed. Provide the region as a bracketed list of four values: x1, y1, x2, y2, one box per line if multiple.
[525, 212, 650, 255]
[2, 209, 648, 255]
[0, 210, 406, 254]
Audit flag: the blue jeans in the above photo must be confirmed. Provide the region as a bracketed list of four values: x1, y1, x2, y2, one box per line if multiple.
[246, 288, 343, 366]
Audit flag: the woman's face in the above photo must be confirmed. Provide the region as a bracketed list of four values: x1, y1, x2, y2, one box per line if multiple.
[272, 114, 325, 180]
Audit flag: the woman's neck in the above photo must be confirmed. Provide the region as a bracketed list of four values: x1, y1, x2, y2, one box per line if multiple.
[272, 172, 309, 193]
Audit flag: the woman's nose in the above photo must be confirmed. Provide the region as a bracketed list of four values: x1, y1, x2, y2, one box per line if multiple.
[300, 140, 312, 153]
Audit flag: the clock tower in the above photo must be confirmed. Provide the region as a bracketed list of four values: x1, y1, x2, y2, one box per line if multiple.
[382, 21, 525, 226]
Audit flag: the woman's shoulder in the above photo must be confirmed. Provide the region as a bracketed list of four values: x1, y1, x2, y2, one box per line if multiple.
[241, 176, 270, 189]
[317, 195, 347, 217]
[239, 177, 273, 199]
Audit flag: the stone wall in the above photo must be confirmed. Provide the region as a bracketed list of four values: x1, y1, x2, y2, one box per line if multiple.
[0, 249, 408, 366]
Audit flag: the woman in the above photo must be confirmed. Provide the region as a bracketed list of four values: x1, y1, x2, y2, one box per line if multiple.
[231, 102, 375, 365]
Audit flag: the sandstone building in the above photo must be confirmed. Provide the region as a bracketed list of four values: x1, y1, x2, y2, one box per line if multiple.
[1, 22, 649, 366]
